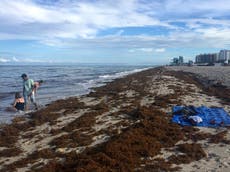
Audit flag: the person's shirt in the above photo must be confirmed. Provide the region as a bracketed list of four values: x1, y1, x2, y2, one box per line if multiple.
[23, 79, 34, 95]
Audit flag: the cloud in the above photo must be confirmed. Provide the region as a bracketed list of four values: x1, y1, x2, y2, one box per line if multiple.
[161, 0, 230, 19]
[0, 56, 52, 63]
[0, 58, 10, 63]
[0, 0, 229, 41]
[22, 58, 48, 63]
[128, 48, 153, 53]
[55, 30, 230, 50]
[12, 57, 19, 62]
[139, 48, 153, 52]
[155, 48, 165, 52]
[0, 0, 168, 40]
[128, 48, 165, 53]
[1, 0, 230, 62]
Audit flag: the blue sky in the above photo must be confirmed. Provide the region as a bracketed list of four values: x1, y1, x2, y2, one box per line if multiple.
[0, 0, 230, 64]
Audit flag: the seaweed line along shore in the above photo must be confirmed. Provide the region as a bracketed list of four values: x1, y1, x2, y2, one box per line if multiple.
[0, 66, 230, 172]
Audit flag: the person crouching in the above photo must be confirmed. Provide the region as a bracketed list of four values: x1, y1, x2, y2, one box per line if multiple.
[13, 92, 25, 111]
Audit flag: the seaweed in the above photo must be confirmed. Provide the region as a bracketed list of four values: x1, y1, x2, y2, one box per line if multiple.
[37, 107, 185, 171]
[209, 130, 229, 144]
[0, 147, 22, 157]
[168, 143, 206, 164]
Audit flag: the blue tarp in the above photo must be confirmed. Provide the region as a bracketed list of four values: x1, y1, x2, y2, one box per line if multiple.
[172, 106, 230, 127]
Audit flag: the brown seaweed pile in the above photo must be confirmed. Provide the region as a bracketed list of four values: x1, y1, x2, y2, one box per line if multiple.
[168, 143, 207, 164]
[16, 107, 205, 172]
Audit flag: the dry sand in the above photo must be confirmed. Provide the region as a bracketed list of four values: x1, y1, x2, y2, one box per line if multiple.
[167, 66, 230, 87]
[0, 66, 230, 171]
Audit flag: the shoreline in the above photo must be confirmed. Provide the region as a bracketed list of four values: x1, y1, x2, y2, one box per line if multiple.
[0, 65, 153, 124]
[0, 66, 230, 171]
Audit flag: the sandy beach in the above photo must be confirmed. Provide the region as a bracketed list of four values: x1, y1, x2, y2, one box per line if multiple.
[0, 66, 230, 172]
[167, 66, 230, 87]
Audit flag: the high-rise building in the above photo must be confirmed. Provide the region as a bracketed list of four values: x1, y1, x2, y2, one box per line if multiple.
[178, 56, 184, 64]
[219, 50, 230, 62]
[173, 58, 179, 64]
[170, 56, 184, 66]
[195, 53, 218, 64]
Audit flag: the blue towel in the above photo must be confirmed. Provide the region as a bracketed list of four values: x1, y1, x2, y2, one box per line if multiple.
[172, 106, 230, 127]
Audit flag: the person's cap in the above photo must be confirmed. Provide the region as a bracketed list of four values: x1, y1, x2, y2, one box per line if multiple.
[21, 73, 27, 78]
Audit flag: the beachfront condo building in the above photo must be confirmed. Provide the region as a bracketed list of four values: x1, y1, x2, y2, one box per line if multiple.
[195, 53, 218, 64]
[219, 50, 230, 63]
[171, 56, 184, 66]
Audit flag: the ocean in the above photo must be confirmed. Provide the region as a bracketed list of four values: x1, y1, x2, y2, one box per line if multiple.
[0, 64, 153, 123]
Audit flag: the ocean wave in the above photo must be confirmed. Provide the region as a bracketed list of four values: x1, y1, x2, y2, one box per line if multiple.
[79, 67, 151, 90]
[99, 67, 150, 79]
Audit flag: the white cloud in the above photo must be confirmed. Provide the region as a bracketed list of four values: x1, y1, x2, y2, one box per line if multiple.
[48, 30, 230, 52]
[12, 57, 19, 62]
[22, 58, 47, 63]
[128, 48, 153, 53]
[0, 0, 230, 52]
[0, 0, 168, 40]
[163, 0, 230, 18]
[0, 56, 52, 63]
[155, 48, 165, 52]
[0, 58, 10, 63]
[139, 48, 153, 52]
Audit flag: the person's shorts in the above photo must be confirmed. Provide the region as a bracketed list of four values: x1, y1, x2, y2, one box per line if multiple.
[24, 92, 36, 105]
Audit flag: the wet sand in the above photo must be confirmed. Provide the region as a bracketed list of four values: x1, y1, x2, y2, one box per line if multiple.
[0, 66, 230, 171]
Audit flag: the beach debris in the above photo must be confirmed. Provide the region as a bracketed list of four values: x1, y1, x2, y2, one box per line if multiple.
[188, 116, 203, 125]
[172, 106, 230, 127]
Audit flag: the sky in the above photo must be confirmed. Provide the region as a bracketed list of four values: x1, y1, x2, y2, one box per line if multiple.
[0, 0, 230, 64]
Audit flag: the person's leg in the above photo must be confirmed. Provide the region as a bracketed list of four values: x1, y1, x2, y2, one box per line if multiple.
[23, 93, 29, 111]
[30, 92, 38, 110]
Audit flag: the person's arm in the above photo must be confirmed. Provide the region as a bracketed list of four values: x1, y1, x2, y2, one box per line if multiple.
[11, 99, 18, 111]
[28, 79, 35, 96]
[31, 79, 36, 92]
[33, 82, 38, 94]
[13, 99, 17, 107]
